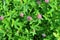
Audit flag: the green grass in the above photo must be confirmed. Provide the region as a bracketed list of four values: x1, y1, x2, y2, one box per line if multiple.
[0, 0, 60, 40]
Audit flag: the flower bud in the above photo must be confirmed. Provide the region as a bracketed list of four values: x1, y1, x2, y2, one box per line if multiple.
[37, 14, 42, 19]
[27, 16, 32, 21]
[20, 12, 24, 17]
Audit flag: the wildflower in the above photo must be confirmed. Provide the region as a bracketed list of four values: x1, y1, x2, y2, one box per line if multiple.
[20, 12, 24, 17]
[37, 14, 42, 19]
[42, 33, 46, 37]
[27, 16, 32, 21]
[45, 0, 49, 3]
[0, 16, 4, 20]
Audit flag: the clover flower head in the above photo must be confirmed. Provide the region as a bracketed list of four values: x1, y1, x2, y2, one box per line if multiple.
[37, 14, 42, 19]
[0, 16, 4, 20]
[45, 0, 49, 3]
[27, 16, 32, 21]
[20, 12, 24, 17]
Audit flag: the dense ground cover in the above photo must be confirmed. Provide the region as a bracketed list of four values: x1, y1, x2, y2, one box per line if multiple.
[0, 0, 60, 40]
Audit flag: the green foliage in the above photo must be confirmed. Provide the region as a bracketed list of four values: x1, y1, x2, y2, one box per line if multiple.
[0, 0, 60, 40]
